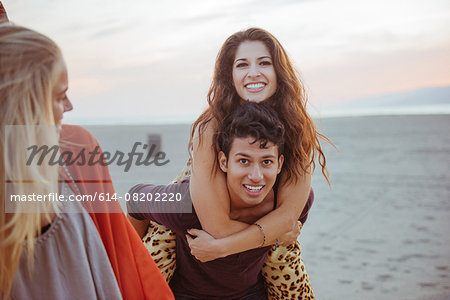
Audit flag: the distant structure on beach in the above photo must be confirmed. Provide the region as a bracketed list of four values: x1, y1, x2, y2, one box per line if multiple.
[147, 134, 162, 158]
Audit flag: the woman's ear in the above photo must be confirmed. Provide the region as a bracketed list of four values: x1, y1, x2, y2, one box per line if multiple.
[277, 154, 284, 174]
[218, 151, 228, 173]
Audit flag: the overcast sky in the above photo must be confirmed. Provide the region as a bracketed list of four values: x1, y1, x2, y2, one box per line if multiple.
[3, 0, 450, 123]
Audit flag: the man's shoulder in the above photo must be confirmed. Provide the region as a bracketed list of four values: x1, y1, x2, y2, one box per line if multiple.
[160, 178, 191, 195]
[128, 179, 193, 218]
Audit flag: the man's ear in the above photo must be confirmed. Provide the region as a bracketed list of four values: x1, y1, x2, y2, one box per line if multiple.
[218, 151, 228, 173]
[277, 154, 284, 174]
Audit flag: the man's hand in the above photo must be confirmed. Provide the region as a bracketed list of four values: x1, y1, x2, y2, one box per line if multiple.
[278, 221, 303, 246]
[186, 228, 225, 262]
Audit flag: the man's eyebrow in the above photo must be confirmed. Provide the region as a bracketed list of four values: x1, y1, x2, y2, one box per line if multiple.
[233, 153, 276, 159]
[261, 154, 276, 159]
[234, 152, 250, 157]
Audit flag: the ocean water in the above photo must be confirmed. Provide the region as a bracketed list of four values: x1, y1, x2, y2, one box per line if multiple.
[67, 105, 450, 125]
[309, 104, 450, 119]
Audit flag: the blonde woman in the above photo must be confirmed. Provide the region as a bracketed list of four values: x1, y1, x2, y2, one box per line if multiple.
[0, 23, 173, 299]
[0, 23, 122, 299]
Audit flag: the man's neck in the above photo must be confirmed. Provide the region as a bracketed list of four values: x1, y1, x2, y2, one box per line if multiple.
[229, 190, 275, 224]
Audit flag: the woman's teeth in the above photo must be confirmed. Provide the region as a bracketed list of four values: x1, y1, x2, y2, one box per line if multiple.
[244, 185, 263, 191]
[246, 83, 265, 89]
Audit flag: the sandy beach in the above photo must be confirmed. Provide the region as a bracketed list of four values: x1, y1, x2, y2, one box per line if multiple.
[302, 114, 450, 300]
[86, 114, 450, 300]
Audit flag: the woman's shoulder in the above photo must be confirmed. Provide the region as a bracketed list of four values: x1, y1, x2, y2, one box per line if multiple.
[60, 124, 98, 145]
[193, 118, 217, 138]
[14, 200, 122, 299]
[34, 200, 92, 245]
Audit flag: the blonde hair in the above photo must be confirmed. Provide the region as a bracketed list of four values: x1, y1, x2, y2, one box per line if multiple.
[0, 23, 62, 298]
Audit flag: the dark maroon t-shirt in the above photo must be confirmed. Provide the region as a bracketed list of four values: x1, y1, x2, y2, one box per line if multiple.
[128, 179, 314, 299]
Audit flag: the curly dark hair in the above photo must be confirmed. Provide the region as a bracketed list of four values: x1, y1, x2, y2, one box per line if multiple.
[218, 101, 284, 158]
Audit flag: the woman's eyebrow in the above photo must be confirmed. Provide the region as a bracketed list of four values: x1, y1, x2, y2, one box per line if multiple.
[57, 86, 68, 96]
[235, 56, 271, 63]
[234, 58, 247, 63]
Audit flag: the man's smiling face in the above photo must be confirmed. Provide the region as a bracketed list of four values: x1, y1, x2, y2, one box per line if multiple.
[219, 136, 283, 209]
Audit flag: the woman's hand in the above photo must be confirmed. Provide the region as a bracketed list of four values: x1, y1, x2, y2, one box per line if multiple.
[278, 221, 303, 246]
[186, 228, 225, 262]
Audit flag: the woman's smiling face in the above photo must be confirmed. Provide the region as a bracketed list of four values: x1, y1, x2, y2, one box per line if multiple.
[232, 40, 277, 103]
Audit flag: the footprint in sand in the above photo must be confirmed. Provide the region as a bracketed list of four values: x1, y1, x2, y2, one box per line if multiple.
[412, 224, 429, 232]
[353, 247, 378, 254]
[339, 279, 352, 284]
[424, 215, 435, 221]
[361, 282, 375, 291]
[418, 238, 431, 243]
[376, 274, 393, 282]
[418, 282, 437, 288]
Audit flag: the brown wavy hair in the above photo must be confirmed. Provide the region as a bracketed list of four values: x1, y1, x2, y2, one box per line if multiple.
[191, 27, 331, 184]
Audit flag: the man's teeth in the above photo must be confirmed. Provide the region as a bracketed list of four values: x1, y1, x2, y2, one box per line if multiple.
[246, 83, 265, 89]
[245, 185, 263, 191]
